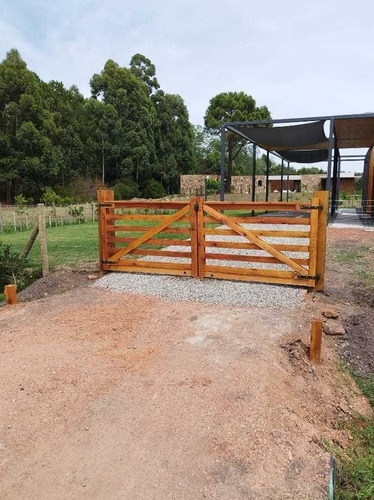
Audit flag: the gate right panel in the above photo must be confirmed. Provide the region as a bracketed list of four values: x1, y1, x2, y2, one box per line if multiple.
[198, 200, 320, 287]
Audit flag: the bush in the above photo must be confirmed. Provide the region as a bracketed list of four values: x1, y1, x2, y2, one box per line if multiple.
[205, 178, 220, 195]
[142, 179, 166, 199]
[0, 242, 31, 290]
[40, 187, 62, 206]
[114, 180, 140, 200]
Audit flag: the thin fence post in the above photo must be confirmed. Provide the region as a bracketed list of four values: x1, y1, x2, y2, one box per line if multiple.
[309, 319, 323, 363]
[38, 203, 49, 276]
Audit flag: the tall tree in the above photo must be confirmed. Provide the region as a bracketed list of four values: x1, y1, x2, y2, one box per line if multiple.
[0, 49, 63, 201]
[153, 91, 195, 192]
[204, 92, 271, 191]
[90, 59, 158, 184]
[129, 53, 160, 95]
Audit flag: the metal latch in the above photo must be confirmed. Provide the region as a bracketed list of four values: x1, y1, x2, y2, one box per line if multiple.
[194, 203, 199, 212]
[98, 203, 114, 207]
[101, 259, 112, 264]
[297, 274, 320, 280]
[300, 205, 323, 210]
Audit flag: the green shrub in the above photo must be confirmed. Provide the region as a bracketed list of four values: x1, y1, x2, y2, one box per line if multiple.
[205, 178, 220, 195]
[15, 193, 34, 208]
[68, 206, 84, 222]
[0, 242, 31, 290]
[114, 180, 140, 200]
[142, 179, 166, 199]
[40, 187, 62, 206]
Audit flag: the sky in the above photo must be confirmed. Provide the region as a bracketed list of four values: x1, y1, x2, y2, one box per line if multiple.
[2, 0, 374, 172]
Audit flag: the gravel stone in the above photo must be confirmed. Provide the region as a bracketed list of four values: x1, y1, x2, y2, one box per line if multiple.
[93, 222, 308, 309]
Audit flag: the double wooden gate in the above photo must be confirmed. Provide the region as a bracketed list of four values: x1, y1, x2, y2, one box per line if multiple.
[98, 190, 328, 290]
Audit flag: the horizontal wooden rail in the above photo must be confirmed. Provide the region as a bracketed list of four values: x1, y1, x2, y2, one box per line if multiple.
[204, 241, 309, 252]
[107, 236, 191, 246]
[205, 201, 310, 211]
[203, 216, 310, 225]
[204, 253, 309, 265]
[105, 201, 188, 210]
[107, 225, 191, 234]
[204, 228, 310, 238]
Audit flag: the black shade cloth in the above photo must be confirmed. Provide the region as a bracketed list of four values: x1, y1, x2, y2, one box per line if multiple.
[275, 149, 329, 163]
[228, 120, 328, 150]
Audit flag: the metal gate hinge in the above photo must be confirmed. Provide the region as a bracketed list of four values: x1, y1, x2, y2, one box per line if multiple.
[101, 259, 112, 264]
[297, 274, 320, 280]
[300, 205, 323, 210]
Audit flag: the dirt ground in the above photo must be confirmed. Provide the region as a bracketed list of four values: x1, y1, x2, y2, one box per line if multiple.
[322, 228, 374, 376]
[1, 227, 373, 500]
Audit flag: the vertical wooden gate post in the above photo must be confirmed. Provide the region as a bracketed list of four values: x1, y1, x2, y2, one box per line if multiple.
[196, 197, 205, 278]
[189, 197, 199, 277]
[313, 191, 329, 291]
[97, 189, 114, 272]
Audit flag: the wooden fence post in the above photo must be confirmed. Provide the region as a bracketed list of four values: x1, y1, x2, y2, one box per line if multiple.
[309, 319, 323, 362]
[4, 284, 17, 305]
[313, 191, 329, 291]
[97, 189, 114, 273]
[38, 203, 49, 276]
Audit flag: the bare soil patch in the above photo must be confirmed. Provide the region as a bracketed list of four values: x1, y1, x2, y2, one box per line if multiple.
[322, 228, 374, 376]
[0, 286, 370, 500]
[17, 263, 100, 302]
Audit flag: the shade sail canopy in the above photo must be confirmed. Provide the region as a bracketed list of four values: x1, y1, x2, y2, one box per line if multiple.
[227, 121, 329, 152]
[226, 114, 374, 163]
[276, 149, 329, 163]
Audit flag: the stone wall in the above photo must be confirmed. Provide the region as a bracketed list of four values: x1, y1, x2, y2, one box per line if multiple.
[180, 174, 333, 196]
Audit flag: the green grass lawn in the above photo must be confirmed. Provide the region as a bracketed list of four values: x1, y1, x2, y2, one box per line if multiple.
[0, 222, 100, 270]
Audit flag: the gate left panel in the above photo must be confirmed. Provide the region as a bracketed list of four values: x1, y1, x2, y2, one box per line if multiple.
[98, 196, 196, 278]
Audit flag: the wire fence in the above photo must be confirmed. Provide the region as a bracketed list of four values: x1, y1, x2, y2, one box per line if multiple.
[0, 202, 98, 233]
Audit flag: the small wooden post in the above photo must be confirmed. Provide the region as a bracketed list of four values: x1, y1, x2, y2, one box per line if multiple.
[309, 319, 323, 363]
[313, 190, 329, 291]
[38, 203, 49, 276]
[97, 189, 114, 273]
[22, 222, 39, 258]
[4, 284, 17, 305]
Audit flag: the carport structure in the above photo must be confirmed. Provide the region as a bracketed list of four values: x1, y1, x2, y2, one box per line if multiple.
[220, 113, 374, 217]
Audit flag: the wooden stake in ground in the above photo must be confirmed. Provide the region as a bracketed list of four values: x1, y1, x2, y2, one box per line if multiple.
[21, 222, 39, 258]
[309, 319, 323, 363]
[4, 284, 17, 305]
[38, 203, 49, 276]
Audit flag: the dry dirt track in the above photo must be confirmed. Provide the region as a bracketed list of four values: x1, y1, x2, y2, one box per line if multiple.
[0, 286, 370, 500]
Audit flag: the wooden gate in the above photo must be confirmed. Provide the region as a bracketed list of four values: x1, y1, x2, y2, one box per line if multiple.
[98, 190, 328, 290]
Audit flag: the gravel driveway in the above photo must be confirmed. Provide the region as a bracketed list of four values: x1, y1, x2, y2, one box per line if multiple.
[94, 222, 309, 308]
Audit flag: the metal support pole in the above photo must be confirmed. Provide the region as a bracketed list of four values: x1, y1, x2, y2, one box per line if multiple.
[220, 126, 225, 201]
[337, 156, 341, 203]
[326, 119, 334, 192]
[286, 162, 290, 201]
[265, 151, 270, 202]
[280, 159, 284, 202]
[251, 143, 257, 202]
[331, 147, 339, 216]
